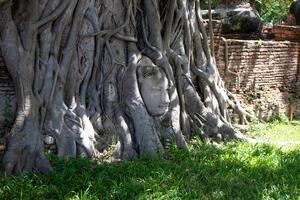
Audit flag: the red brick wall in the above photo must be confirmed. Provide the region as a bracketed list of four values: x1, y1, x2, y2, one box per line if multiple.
[204, 19, 222, 55]
[217, 40, 300, 93]
[205, 21, 300, 119]
[215, 39, 300, 119]
[273, 25, 300, 43]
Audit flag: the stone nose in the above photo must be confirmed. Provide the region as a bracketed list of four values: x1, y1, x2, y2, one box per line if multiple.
[165, 97, 170, 104]
[164, 94, 170, 104]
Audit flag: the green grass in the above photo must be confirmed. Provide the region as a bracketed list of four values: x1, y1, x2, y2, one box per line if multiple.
[0, 140, 299, 200]
[0, 119, 299, 199]
[246, 118, 300, 150]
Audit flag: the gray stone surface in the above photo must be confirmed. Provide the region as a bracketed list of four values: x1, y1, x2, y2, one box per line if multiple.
[202, 8, 262, 34]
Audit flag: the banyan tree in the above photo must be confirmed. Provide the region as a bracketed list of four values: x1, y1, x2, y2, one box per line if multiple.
[0, 0, 249, 175]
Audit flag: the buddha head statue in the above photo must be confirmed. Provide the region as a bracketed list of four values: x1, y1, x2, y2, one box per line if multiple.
[137, 57, 170, 117]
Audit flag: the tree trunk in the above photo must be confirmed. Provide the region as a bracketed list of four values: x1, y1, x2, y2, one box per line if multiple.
[0, 0, 247, 174]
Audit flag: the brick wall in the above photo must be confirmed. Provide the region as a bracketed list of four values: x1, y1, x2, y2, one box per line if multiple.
[216, 39, 300, 119]
[206, 21, 300, 119]
[217, 40, 300, 93]
[273, 25, 300, 43]
[204, 19, 222, 55]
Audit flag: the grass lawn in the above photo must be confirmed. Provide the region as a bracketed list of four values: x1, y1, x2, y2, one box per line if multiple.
[246, 118, 300, 150]
[0, 120, 299, 199]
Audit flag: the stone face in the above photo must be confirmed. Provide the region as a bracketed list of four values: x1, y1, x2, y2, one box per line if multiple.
[137, 58, 170, 117]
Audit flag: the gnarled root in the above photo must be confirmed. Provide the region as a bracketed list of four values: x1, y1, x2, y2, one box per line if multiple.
[3, 118, 52, 176]
[45, 94, 96, 158]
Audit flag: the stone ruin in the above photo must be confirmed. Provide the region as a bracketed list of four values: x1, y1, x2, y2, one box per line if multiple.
[203, 1, 300, 122]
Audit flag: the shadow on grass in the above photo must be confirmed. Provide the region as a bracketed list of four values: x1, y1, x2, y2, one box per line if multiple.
[0, 142, 299, 199]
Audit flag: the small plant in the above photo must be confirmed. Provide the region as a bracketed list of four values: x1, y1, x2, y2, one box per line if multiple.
[254, 39, 263, 47]
[267, 114, 289, 124]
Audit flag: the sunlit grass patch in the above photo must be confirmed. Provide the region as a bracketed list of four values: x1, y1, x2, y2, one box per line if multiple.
[246, 118, 300, 150]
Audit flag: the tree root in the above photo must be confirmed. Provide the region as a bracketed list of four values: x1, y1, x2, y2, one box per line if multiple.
[2, 118, 52, 176]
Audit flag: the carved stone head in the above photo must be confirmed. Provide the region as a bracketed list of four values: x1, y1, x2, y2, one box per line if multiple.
[137, 57, 170, 116]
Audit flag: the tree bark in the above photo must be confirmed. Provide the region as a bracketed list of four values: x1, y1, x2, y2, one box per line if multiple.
[0, 0, 247, 175]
